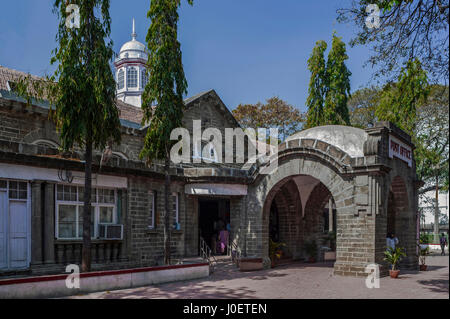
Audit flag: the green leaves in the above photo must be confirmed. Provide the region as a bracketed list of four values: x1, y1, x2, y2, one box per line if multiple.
[324, 33, 352, 126]
[51, 0, 121, 151]
[305, 33, 351, 129]
[376, 59, 429, 136]
[383, 246, 406, 270]
[141, 0, 193, 162]
[305, 40, 327, 129]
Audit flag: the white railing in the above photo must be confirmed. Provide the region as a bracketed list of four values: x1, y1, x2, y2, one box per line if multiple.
[200, 237, 217, 273]
[227, 238, 241, 267]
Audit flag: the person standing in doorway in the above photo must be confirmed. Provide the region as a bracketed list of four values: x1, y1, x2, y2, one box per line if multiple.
[386, 233, 399, 251]
[440, 233, 448, 256]
[217, 226, 229, 255]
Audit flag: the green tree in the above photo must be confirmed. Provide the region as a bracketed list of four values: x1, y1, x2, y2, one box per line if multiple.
[324, 33, 352, 126]
[305, 40, 327, 129]
[233, 97, 304, 141]
[51, 0, 121, 272]
[233, 102, 265, 129]
[347, 86, 381, 128]
[376, 59, 429, 136]
[141, 0, 193, 265]
[415, 85, 449, 194]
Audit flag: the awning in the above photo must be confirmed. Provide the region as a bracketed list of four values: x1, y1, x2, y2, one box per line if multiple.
[185, 183, 247, 196]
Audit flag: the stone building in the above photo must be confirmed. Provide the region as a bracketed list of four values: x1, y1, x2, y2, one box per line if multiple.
[0, 22, 420, 278]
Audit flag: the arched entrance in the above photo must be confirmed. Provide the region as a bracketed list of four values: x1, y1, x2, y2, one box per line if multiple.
[248, 144, 356, 273]
[242, 124, 419, 276]
[265, 175, 337, 264]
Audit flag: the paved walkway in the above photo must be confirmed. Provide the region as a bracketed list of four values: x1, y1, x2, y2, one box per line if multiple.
[68, 256, 449, 299]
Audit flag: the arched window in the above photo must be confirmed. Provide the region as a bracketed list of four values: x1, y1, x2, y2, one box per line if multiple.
[127, 67, 137, 88]
[32, 139, 59, 148]
[117, 69, 124, 90]
[141, 69, 148, 88]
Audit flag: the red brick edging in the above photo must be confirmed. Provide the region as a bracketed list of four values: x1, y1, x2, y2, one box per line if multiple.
[0, 263, 209, 286]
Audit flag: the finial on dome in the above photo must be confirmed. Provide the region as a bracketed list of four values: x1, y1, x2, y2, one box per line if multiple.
[132, 18, 137, 41]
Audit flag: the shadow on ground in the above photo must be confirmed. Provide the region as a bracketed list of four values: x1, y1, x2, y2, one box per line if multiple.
[418, 274, 449, 294]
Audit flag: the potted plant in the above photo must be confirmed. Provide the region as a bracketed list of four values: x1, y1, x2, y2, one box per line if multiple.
[384, 246, 406, 278]
[269, 239, 286, 268]
[418, 244, 429, 271]
[304, 239, 318, 263]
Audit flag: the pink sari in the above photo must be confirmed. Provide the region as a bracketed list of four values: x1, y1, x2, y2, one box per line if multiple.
[217, 230, 229, 254]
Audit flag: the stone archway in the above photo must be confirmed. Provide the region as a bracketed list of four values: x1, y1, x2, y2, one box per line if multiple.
[264, 174, 336, 263]
[385, 175, 417, 268]
[241, 123, 419, 276]
[247, 148, 356, 272]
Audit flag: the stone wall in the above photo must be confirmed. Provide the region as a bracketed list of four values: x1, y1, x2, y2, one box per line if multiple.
[127, 176, 186, 266]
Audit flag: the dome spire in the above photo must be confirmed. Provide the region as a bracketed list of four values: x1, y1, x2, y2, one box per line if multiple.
[132, 18, 137, 41]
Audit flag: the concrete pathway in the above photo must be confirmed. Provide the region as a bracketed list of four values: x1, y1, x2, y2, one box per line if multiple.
[67, 256, 449, 299]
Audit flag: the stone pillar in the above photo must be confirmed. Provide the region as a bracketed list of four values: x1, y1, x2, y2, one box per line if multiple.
[328, 198, 333, 233]
[120, 189, 129, 261]
[44, 182, 55, 264]
[31, 181, 43, 265]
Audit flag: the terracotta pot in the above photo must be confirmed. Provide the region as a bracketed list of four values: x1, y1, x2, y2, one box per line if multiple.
[420, 264, 427, 271]
[389, 269, 400, 278]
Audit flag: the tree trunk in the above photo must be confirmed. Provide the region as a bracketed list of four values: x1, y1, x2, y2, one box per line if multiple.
[82, 134, 93, 272]
[164, 155, 171, 265]
[81, 5, 94, 273]
[81, 139, 92, 272]
[434, 175, 440, 243]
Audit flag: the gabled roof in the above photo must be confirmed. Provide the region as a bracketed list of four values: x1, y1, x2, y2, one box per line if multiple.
[0, 65, 42, 91]
[0, 66, 240, 130]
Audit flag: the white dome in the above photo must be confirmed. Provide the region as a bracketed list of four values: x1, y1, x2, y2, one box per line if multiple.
[286, 125, 368, 158]
[117, 19, 148, 60]
[120, 40, 146, 53]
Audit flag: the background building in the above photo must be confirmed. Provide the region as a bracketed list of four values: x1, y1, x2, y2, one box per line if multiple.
[419, 190, 449, 243]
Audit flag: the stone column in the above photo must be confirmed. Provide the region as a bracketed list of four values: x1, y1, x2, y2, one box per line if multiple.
[44, 182, 55, 264]
[328, 198, 333, 233]
[120, 189, 129, 261]
[31, 181, 43, 265]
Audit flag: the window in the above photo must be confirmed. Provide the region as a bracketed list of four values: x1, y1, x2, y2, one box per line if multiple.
[193, 143, 219, 163]
[32, 139, 59, 148]
[56, 185, 117, 240]
[9, 181, 28, 200]
[149, 191, 155, 229]
[117, 69, 124, 90]
[127, 67, 137, 88]
[172, 193, 179, 226]
[141, 69, 148, 88]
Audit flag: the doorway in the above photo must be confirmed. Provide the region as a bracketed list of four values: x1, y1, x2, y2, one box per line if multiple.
[198, 198, 230, 255]
[0, 180, 30, 270]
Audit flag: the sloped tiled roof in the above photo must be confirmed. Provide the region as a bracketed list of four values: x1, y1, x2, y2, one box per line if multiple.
[0, 65, 42, 91]
[116, 100, 144, 125]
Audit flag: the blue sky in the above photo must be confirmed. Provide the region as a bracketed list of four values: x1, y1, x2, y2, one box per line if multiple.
[0, 0, 376, 112]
